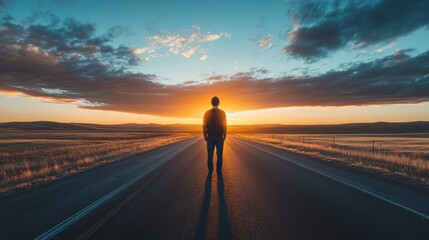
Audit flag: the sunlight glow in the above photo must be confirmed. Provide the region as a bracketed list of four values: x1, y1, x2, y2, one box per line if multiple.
[1, 94, 428, 125]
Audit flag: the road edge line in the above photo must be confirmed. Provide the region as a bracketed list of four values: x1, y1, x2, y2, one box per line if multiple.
[76, 139, 202, 240]
[35, 137, 200, 240]
[236, 138, 429, 221]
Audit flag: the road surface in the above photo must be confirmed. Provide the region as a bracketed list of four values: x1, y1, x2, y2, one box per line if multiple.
[0, 137, 428, 239]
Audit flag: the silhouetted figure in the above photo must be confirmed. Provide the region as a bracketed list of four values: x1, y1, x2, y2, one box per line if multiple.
[203, 96, 227, 178]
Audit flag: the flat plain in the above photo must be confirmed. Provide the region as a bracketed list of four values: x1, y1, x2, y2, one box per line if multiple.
[237, 133, 429, 184]
[0, 130, 195, 195]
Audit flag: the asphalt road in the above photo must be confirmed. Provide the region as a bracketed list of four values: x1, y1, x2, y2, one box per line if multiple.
[1, 137, 429, 239]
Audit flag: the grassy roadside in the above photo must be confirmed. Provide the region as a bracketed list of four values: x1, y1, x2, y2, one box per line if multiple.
[236, 134, 429, 184]
[0, 131, 196, 195]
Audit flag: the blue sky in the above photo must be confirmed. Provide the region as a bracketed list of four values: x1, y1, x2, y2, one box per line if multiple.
[7, 0, 428, 84]
[5, 0, 293, 83]
[1, 0, 429, 124]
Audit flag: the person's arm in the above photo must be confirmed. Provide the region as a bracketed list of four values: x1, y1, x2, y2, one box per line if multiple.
[222, 111, 227, 140]
[202, 112, 208, 141]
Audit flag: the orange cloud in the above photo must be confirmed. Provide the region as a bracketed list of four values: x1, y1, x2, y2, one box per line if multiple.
[258, 34, 271, 48]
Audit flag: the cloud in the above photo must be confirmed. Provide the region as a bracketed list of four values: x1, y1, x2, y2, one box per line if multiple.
[132, 46, 153, 54]
[181, 46, 198, 58]
[199, 55, 208, 62]
[376, 42, 395, 54]
[1, 15, 429, 117]
[355, 42, 396, 56]
[199, 32, 229, 42]
[284, 0, 429, 61]
[258, 34, 271, 48]
[200, 34, 220, 41]
[133, 27, 229, 60]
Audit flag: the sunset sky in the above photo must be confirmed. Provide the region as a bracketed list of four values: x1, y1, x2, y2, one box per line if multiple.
[1, 0, 428, 125]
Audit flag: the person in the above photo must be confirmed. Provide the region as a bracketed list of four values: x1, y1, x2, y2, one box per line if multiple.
[203, 96, 227, 178]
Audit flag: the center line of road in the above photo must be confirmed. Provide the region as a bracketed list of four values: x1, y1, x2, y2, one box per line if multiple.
[237, 138, 429, 221]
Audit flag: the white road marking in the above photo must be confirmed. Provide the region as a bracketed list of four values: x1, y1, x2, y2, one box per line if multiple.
[35, 138, 199, 240]
[35, 177, 139, 240]
[238, 138, 429, 221]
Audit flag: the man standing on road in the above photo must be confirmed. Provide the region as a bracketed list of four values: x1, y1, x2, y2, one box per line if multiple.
[203, 96, 227, 178]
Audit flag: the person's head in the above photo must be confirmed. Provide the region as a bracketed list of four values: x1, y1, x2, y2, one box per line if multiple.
[211, 96, 220, 106]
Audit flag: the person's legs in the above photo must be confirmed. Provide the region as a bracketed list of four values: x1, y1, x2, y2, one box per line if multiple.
[206, 137, 215, 175]
[215, 137, 225, 176]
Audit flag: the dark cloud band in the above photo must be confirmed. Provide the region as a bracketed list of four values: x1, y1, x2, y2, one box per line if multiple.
[284, 0, 429, 61]
[1, 15, 429, 117]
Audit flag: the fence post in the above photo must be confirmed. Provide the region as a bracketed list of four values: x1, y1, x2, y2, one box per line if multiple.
[372, 139, 375, 153]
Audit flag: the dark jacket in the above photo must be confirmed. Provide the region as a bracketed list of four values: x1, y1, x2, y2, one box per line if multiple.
[203, 108, 227, 137]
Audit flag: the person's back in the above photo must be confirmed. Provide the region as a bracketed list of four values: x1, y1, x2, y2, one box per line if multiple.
[203, 96, 227, 178]
[203, 108, 227, 137]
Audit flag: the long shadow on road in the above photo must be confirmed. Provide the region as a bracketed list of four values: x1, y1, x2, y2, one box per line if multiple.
[217, 178, 232, 240]
[195, 178, 212, 239]
[195, 177, 232, 240]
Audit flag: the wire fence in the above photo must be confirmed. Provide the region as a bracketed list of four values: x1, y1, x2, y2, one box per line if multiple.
[253, 134, 429, 161]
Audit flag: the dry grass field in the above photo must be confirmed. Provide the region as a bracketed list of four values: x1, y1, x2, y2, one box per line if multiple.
[237, 133, 429, 184]
[0, 131, 195, 195]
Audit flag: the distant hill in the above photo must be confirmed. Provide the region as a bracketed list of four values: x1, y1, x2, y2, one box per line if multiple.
[1, 121, 429, 134]
[0, 121, 200, 132]
[231, 121, 429, 134]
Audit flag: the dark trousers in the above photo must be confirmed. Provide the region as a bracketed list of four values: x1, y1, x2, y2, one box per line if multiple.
[206, 136, 224, 173]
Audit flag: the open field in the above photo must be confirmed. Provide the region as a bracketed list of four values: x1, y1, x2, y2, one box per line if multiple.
[2, 121, 429, 134]
[0, 130, 195, 195]
[237, 133, 429, 184]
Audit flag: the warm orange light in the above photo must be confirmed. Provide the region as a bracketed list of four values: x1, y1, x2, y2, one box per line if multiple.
[1, 93, 429, 125]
